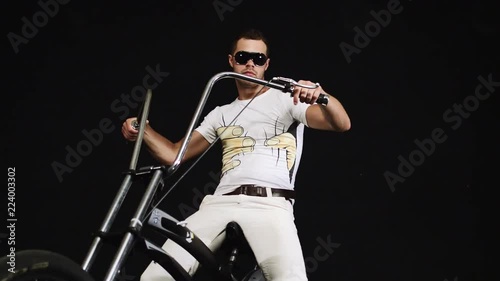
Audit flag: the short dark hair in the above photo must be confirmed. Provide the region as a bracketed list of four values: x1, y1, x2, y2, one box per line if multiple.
[229, 28, 270, 56]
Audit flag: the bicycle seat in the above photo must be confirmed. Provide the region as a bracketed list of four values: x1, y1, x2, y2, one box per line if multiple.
[226, 221, 243, 240]
[225, 221, 251, 250]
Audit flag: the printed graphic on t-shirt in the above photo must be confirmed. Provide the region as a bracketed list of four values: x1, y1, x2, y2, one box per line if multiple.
[264, 132, 296, 170]
[216, 124, 298, 178]
[216, 125, 256, 174]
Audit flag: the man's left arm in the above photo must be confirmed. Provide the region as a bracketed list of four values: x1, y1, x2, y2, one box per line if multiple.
[292, 80, 351, 132]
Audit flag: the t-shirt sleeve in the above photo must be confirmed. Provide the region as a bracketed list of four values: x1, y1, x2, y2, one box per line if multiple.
[286, 96, 310, 127]
[194, 106, 220, 143]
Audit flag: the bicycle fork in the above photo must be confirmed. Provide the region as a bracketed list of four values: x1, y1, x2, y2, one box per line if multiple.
[81, 167, 165, 281]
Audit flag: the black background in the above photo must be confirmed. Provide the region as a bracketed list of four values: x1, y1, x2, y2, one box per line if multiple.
[4, 0, 499, 280]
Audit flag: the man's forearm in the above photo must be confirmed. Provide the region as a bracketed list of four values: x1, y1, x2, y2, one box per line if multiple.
[143, 127, 179, 165]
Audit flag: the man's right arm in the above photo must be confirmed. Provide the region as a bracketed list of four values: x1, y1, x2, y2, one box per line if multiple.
[122, 118, 211, 166]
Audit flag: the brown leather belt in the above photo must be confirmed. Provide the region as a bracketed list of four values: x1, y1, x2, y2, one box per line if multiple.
[223, 184, 296, 200]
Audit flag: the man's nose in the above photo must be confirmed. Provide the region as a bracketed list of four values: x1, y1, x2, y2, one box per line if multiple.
[245, 59, 255, 67]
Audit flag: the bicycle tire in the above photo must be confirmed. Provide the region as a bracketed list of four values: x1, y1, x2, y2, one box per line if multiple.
[0, 249, 95, 281]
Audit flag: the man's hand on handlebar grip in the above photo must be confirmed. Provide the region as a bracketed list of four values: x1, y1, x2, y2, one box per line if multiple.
[121, 117, 149, 142]
[291, 80, 328, 105]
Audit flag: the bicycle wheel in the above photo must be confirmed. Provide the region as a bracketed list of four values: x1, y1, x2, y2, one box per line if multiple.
[0, 249, 95, 281]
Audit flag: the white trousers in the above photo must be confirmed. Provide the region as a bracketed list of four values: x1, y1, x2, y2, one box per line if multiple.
[140, 194, 308, 281]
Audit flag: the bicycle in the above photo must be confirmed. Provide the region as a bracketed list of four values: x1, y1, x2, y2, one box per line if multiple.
[1, 72, 328, 281]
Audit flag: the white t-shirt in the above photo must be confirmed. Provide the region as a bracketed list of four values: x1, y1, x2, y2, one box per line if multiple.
[195, 88, 310, 195]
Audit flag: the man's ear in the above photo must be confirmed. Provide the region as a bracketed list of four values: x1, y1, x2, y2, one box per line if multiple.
[228, 54, 234, 68]
[264, 58, 270, 71]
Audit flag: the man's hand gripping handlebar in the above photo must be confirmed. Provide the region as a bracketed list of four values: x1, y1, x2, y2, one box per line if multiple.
[271, 77, 329, 106]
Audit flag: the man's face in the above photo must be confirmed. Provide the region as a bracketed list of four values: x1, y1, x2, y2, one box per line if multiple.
[228, 39, 269, 86]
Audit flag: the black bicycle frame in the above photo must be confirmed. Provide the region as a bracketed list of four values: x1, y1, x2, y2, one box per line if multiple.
[80, 72, 315, 281]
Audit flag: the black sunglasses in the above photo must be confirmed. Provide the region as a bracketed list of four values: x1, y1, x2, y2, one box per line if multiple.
[233, 51, 268, 66]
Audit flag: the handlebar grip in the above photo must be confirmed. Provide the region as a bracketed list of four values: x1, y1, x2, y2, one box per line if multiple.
[131, 120, 139, 130]
[316, 93, 329, 106]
